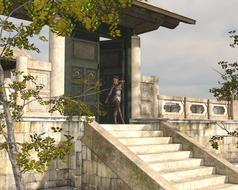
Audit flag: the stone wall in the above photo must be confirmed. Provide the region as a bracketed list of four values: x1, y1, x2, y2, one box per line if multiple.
[0, 117, 129, 190]
[0, 117, 77, 190]
[140, 75, 159, 118]
[169, 120, 238, 163]
[26, 59, 52, 116]
[81, 145, 131, 190]
[5, 57, 52, 117]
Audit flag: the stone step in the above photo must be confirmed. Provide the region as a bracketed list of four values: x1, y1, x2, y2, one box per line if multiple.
[173, 175, 227, 190]
[101, 124, 157, 131]
[198, 183, 238, 190]
[231, 162, 238, 167]
[128, 144, 182, 154]
[119, 137, 172, 146]
[149, 158, 203, 172]
[138, 151, 192, 162]
[109, 130, 163, 138]
[161, 166, 215, 182]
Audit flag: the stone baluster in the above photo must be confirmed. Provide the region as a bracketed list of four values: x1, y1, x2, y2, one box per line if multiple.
[207, 99, 212, 120]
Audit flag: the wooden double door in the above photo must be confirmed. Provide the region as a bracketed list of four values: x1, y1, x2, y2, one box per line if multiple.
[65, 37, 130, 123]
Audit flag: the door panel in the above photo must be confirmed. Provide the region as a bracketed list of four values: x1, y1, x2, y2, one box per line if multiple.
[65, 38, 99, 115]
[99, 40, 125, 124]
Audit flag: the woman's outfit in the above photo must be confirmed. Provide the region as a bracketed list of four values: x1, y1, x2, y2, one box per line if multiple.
[106, 83, 124, 124]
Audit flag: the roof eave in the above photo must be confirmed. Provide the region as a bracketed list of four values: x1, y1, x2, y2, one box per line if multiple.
[133, 1, 196, 25]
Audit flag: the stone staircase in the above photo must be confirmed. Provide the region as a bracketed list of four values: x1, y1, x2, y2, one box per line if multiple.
[101, 124, 238, 190]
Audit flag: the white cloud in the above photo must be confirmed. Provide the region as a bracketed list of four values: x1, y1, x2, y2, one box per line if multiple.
[21, 0, 238, 99]
[141, 0, 238, 98]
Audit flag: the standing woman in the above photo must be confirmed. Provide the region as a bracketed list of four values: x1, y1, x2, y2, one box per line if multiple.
[105, 76, 125, 124]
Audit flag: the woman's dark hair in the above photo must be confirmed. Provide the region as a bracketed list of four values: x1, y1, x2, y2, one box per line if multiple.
[112, 75, 119, 80]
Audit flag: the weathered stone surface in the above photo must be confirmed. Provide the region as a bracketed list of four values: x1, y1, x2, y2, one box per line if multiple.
[160, 122, 238, 184]
[81, 121, 176, 190]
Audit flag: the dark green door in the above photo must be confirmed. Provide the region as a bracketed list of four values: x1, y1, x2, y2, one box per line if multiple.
[99, 39, 126, 124]
[65, 37, 99, 115]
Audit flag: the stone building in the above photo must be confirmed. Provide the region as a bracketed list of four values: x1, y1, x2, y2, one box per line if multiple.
[3, 1, 238, 190]
[9, 1, 195, 123]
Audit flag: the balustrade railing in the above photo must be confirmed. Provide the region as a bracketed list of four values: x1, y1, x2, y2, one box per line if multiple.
[158, 95, 231, 120]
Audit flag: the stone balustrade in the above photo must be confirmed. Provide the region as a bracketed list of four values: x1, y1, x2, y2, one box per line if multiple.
[158, 95, 235, 121]
[2, 57, 52, 117]
[139, 76, 236, 121]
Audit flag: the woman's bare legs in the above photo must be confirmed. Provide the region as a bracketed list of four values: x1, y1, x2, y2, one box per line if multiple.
[113, 109, 118, 124]
[114, 100, 125, 124]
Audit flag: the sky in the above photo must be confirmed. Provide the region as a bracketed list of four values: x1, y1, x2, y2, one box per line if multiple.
[140, 0, 238, 98]
[31, 0, 238, 99]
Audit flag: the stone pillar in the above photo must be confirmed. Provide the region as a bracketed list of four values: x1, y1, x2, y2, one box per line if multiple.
[131, 35, 141, 119]
[153, 76, 159, 118]
[16, 56, 28, 80]
[49, 31, 65, 98]
[231, 99, 238, 120]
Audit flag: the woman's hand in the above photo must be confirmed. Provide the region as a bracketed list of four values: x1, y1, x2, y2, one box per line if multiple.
[105, 99, 108, 104]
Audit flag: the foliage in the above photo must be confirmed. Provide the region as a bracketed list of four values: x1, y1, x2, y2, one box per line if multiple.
[209, 31, 238, 101]
[0, 0, 136, 189]
[0, 71, 75, 173]
[17, 132, 73, 173]
[229, 30, 238, 48]
[209, 61, 238, 101]
[209, 31, 238, 151]
[209, 122, 238, 150]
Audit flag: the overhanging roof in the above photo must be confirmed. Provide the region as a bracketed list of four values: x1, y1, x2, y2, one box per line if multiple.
[10, 1, 196, 36]
[120, 1, 196, 34]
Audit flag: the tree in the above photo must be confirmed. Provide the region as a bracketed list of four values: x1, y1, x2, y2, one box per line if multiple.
[209, 61, 238, 101]
[209, 31, 238, 101]
[209, 31, 238, 150]
[0, 1, 134, 189]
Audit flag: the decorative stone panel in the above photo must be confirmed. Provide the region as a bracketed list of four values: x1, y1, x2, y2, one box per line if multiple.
[73, 40, 97, 61]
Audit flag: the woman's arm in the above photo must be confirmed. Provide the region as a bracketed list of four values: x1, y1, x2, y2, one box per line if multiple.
[105, 86, 114, 104]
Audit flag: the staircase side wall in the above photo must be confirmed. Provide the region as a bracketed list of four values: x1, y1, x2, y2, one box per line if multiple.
[81, 145, 131, 190]
[169, 120, 238, 163]
[0, 118, 74, 190]
[160, 121, 238, 184]
[0, 118, 130, 190]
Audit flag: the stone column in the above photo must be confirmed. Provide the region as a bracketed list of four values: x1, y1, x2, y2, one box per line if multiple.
[153, 76, 159, 118]
[49, 31, 65, 98]
[131, 35, 141, 119]
[230, 99, 238, 120]
[16, 56, 28, 80]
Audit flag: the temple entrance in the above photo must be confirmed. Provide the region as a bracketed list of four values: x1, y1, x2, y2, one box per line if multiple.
[99, 39, 127, 124]
[65, 33, 131, 123]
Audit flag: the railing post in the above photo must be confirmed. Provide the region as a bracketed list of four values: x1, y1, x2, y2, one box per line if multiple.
[207, 99, 211, 120]
[184, 97, 187, 119]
